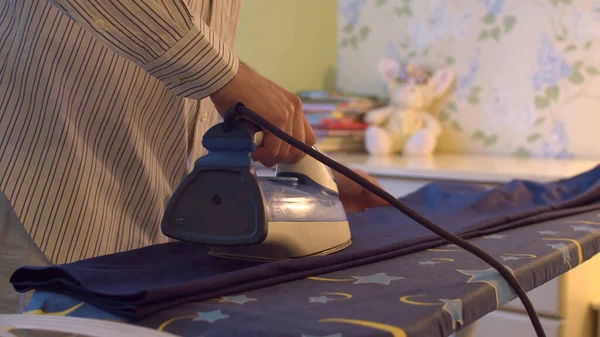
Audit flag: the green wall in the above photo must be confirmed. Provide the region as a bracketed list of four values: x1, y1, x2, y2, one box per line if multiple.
[234, 0, 337, 93]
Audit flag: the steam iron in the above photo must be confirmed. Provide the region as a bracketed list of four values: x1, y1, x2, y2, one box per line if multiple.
[160, 118, 352, 262]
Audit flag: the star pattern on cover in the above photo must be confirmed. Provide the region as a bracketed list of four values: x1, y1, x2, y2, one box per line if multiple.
[352, 273, 405, 285]
[483, 234, 506, 239]
[193, 309, 230, 323]
[218, 295, 257, 305]
[501, 256, 525, 261]
[457, 266, 516, 307]
[439, 298, 464, 330]
[309, 296, 335, 304]
[419, 260, 440, 265]
[538, 230, 558, 236]
[546, 243, 572, 265]
[571, 225, 599, 233]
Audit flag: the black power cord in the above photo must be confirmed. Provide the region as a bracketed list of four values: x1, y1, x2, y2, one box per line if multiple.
[224, 103, 546, 337]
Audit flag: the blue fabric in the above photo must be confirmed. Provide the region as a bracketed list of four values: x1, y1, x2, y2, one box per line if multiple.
[11, 165, 600, 323]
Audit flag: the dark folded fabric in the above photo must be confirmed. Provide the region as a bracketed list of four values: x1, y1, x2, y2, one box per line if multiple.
[11, 165, 600, 319]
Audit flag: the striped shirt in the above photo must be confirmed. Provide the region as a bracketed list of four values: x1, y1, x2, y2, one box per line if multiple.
[0, 0, 242, 264]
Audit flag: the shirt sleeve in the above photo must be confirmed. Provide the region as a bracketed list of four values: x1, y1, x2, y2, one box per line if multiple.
[47, 0, 239, 100]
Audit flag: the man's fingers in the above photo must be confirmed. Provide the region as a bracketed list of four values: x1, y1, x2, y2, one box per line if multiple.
[303, 115, 317, 147]
[245, 95, 317, 166]
[286, 109, 308, 163]
[209, 62, 320, 168]
[253, 132, 282, 167]
[275, 110, 294, 163]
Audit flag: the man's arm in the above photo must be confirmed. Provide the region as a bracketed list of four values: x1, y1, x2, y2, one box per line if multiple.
[47, 0, 318, 167]
[47, 0, 238, 100]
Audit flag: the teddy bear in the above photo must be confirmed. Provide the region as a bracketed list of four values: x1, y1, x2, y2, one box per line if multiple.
[364, 58, 456, 157]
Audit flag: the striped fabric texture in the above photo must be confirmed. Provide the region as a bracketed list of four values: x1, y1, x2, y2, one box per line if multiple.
[0, 0, 242, 264]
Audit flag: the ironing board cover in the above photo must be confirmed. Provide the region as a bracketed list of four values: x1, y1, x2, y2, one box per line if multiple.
[22, 209, 600, 337]
[10, 165, 600, 331]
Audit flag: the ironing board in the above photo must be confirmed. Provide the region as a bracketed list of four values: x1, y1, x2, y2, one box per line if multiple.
[12, 209, 600, 337]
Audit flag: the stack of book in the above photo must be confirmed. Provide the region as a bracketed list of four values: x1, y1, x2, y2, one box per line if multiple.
[298, 91, 382, 153]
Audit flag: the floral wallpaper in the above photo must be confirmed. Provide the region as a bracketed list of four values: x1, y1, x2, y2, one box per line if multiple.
[337, 0, 600, 159]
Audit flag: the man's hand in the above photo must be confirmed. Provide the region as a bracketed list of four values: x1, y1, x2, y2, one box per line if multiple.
[332, 169, 389, 212]
[210, 62, 316, 167]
